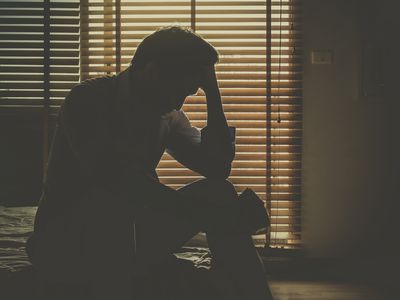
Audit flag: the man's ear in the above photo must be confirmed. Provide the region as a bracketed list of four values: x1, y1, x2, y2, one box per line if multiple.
[143, 61, 161, 82]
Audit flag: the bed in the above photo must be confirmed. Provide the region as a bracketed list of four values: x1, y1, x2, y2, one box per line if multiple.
[0, 206, 218, 300]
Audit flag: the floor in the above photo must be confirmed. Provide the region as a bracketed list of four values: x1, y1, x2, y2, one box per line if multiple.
[268, 280, 392, 300]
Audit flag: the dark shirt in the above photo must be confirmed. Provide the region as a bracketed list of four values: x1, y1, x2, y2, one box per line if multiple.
[33, 69, 235, 233]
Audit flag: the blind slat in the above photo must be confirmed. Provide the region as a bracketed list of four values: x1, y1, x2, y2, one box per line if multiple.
[84, 9, 299, 15]
[83, 25, 300, 32]
[80, 17, 299, 24]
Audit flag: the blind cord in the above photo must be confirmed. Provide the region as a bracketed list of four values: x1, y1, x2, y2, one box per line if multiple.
[272, 0, 284, 246]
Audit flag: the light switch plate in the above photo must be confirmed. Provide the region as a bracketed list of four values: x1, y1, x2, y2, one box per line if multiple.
[311, 50, 333, 64]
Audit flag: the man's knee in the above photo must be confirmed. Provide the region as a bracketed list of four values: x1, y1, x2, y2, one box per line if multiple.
[193, 178, 237, 201]
[191, 179, 241, 233]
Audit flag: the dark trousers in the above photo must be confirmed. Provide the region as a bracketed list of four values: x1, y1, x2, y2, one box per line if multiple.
[27, 178, 273, 300]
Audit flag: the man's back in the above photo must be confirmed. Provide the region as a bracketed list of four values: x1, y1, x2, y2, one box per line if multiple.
[33, 71, 194, 234]
[34, 75, 119, 232]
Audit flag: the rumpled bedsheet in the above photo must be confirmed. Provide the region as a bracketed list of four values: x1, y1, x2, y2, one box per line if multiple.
[0, 206, 37, 273]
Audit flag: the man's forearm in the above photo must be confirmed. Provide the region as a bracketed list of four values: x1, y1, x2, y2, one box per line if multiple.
[181, 65, 235, 179]
[205, 87, 230, 138]
[204, 86, 235, 165]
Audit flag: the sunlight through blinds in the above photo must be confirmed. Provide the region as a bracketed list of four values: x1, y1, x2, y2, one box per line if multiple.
[0, 1, 80, 111]
[79, 0, 302, 249]
[0, 0, 80, 167]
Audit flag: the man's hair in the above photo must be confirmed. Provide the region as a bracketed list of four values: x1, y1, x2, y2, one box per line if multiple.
[131, 26, 219, 71]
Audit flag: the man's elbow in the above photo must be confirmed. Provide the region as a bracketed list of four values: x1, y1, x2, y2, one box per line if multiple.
[202, 161, 232, 180]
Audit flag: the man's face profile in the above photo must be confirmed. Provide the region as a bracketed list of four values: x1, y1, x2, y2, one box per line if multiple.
[128, 27, 220, 116]
[138, 62, 202, 115]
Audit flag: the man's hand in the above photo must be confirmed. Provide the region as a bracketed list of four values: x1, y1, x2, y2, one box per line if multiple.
[199, 65, 219, 96]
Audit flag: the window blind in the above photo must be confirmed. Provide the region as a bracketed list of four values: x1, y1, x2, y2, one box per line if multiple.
[79, 0, 302, 249]
[0, 0, 80, 109]
[265, 0, 302, 248]
[0, 0, 80, 166]
[0, 0, 47, 110]
[2, 0, 302, 248]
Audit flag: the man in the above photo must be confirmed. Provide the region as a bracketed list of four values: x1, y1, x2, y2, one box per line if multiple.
[26, 26, 273, 300]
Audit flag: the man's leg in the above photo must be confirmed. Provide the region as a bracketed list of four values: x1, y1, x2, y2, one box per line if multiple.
[25, 188, 135, 299]
[76, 187, 137, 300]
[134, 178, 273, 300]
[178, 178, 274, 300]
[78, 178, 216, 300]
[31, 177, 272, 299]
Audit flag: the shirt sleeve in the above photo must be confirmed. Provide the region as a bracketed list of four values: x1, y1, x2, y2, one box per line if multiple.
[60, 85, 148, 184]
[60, 84, 185, 211]
[165, 109, 236, 179]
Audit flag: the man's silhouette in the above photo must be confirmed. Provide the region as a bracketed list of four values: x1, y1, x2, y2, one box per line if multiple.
[26, 26, 273, 300]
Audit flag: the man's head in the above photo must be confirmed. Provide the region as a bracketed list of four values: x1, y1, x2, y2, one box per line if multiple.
[129, 26, 219, 114]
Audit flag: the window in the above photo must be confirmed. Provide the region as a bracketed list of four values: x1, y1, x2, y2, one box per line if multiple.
[1, 0, 302, 248]
[0, 0, 80, 108]
[0, 0, 80, 165]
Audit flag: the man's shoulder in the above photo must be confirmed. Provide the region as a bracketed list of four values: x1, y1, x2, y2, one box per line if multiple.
[63, 75, 117, 109]
[74, 74, 116, 97]
[80, 74, 116, 89]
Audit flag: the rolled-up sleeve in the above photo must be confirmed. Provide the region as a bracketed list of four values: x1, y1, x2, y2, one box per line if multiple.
[165, 109, 236, 179]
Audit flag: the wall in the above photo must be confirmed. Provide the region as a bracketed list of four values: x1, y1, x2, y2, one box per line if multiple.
[301, 0, 399, 266]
